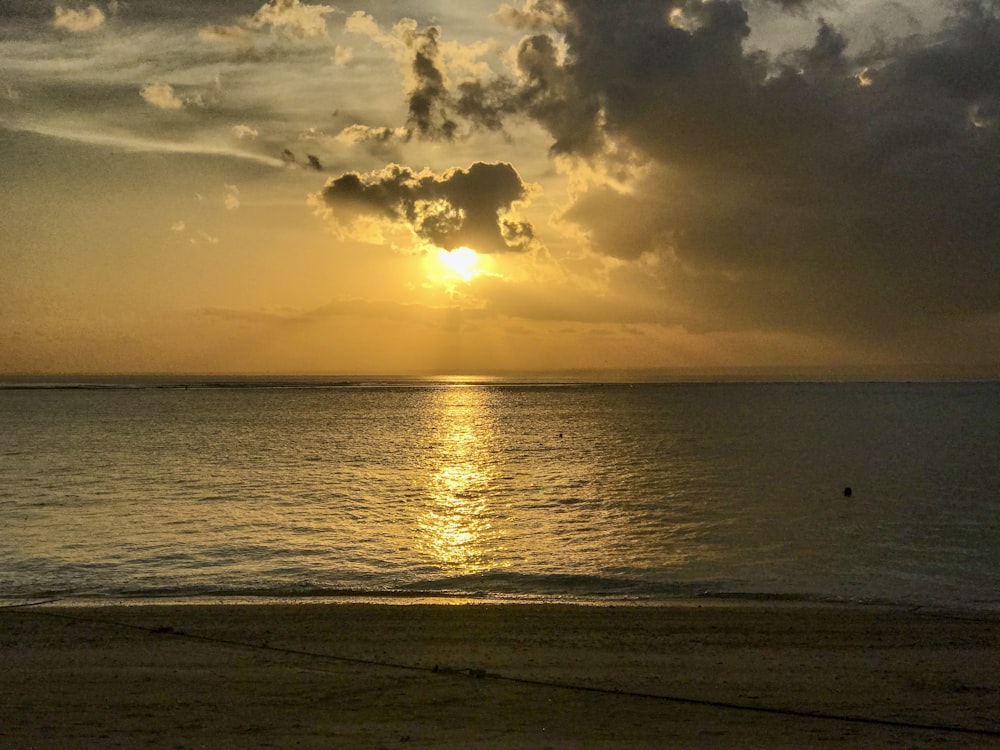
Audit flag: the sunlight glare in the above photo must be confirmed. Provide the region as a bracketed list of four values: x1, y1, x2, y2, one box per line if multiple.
[438, 246, 480, 281]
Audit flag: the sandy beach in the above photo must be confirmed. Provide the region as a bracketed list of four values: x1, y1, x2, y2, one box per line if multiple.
[2, 601, 998, 748]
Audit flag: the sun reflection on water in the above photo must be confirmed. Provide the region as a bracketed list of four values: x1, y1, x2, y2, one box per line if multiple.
[417, 386, 501, 574]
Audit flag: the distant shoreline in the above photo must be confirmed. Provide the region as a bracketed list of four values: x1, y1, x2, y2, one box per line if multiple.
[3, 374, 999, 389]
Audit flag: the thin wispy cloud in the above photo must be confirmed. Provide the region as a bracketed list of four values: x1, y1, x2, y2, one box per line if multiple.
[3, 121, 288, 166]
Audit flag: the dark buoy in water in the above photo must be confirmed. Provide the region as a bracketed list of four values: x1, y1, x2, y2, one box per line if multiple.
[843, 486, 852, 497]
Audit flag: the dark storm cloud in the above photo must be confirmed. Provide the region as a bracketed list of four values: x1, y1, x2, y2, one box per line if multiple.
[356, 13, 603, 149]
[480, 0, 1000, 346]
[454, 78, 517, 132]
[321, 161, 534, 253]
[342, 17, 460, 142]
[397, 24, 604, 153]
[399, 24, 458, 140]
[511, 32, 605, 154]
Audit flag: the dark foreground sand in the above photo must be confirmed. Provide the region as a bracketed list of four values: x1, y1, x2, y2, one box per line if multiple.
[2, 601, 998, 749]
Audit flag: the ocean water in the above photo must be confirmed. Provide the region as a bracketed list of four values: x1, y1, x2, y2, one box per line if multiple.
[1, 378, 997, 609]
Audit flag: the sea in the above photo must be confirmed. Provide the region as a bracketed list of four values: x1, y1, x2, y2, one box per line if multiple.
[1, 377, 997, 611]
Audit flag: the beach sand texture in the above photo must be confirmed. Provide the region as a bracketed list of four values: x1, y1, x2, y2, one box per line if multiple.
[2, 602, 998, 748]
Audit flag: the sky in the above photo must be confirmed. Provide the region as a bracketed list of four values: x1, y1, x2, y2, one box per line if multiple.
[1, 0, 998, 377]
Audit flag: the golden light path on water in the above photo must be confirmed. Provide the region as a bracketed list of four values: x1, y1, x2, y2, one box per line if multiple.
[416, 385, 502, 574]
[3, 382, 997, 605]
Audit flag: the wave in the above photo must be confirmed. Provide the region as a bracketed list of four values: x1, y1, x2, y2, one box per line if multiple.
[0, 570, 900, 608]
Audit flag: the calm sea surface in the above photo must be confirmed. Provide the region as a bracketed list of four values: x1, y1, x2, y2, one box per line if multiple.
[1, 379, 997, 609]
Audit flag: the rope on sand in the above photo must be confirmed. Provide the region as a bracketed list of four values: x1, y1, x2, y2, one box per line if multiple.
[0, 598, 62, 609]
[16, 607, 1000, 739]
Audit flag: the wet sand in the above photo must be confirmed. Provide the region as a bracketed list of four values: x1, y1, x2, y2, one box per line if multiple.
[2, 601, 998, 748]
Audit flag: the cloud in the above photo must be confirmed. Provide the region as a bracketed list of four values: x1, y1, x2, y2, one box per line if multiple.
[3, 121, 287, 167]
[319, 162, 536, 254]
[10, 0, 997, 372]
[452, 0, 1000, 349]
[245, 0, 335, 39]
[53, 5, 105, 33]
[140, 82, 185, 110]
[494, 0, 572, 32]
[343, 11, 395, 47]
[223, 184, 241, 210]
[340, 11, 603, 152]
[314, 0, 993, 357]
[336, 124, 410, 147]
[137, 78, 208, 112]
[232, 124, 259, 140]
[200, 0, 335, 45]
[400, 23, 457, 140]
[346, 14, 459, 140]
[333, 45, 353, 65]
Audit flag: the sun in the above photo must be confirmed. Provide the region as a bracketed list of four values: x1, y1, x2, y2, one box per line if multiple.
[438, 246, 481, 281]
